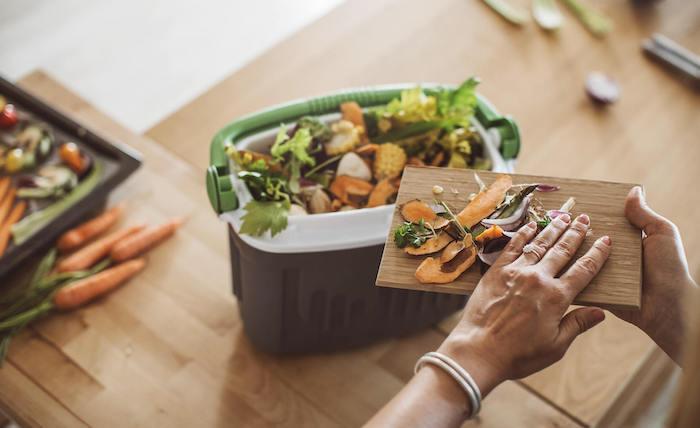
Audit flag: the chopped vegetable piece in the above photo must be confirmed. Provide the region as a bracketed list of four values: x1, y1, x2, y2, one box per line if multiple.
[399, 199, 448, 229]
[482, 0, 529, 25]
[457, 174, 512, 228]
[0, 187, 16, 225]
[585, 72, 620, 104]
[415, 235, 477, 284]
[475, 225, 504, 245]
[59, 142, 87, 174]
[110, 218, 184, 262]
[560, 0, 612, 37]
[340, 102, 365, 128]
[329, 175, 374, 207]
[367, 178, 398, 208]
[373, 143, 407, 180]
[5, 148, 24, 173]
[57, 203, 125, 252]
[17, 166, 77, 199]
[440, 239, 466, 263]
[53, 258, 146, 310]
[12, 161, 102, 246]
[405, 232, 453, 255]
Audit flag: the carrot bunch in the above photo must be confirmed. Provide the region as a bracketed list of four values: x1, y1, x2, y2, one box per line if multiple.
[0, 203, 184, 362]
[0, 177, 27, 257]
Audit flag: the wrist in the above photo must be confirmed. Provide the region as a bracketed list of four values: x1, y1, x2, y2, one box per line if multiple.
[437, 332, 507, 396]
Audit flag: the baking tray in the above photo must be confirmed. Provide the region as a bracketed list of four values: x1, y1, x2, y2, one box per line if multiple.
[0, 75, 141, 278]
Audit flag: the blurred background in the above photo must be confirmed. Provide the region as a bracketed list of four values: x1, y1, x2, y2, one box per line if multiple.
[0, 0, 343, 131]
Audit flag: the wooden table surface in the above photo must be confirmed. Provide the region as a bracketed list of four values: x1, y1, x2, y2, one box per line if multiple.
[1, 0, 698, 426]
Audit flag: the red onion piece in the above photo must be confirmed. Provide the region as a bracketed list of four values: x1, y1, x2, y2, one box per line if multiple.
[585, 72, 620, 104]
[535, 184, 560, 192]
[481, 195, 532, 230]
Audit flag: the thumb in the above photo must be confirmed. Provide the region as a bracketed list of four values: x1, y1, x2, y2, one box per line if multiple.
[624, 186, 670, 236]
[557, 307, 606, 349]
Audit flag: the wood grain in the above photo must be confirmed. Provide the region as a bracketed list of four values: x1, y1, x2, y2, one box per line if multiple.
[376, 166, 642, 309]
[0, 72, 581, 428]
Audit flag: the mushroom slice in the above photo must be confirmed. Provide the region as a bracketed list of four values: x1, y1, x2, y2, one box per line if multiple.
[400, 199, 449, 229]
[405, 232, 453, 256]
[440, 239, 466, 263]
[415, 236, 477, 284]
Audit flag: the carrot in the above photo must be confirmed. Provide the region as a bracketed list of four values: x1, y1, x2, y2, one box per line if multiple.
[474, 225, 504, 245]
[0, 177, 10, 202]
[0, 201, 27, 257]
[457, 175, 513, 228]
[56, 225, 145, 273]
[110, 218, 183, 262]
[53, 258, 146, 310]
[57, 203, 125, 252]
[340, 102, 365, 128]
[0, 187, 17, 225]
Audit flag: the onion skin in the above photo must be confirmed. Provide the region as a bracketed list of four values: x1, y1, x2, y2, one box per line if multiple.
[481, 195, 532, 231]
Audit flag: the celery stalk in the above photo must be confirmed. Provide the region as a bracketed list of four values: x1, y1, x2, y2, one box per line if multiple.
[12, 161, 102, 246]
[482, 0, 529, 25]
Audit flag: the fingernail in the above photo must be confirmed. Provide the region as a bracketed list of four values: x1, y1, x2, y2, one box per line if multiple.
[527, 221, 537, 229]
[601, 235, 611, 245]
[578, 214, 590, 225]
[559, 213, 571, 223]
[591, 308, 606, 323]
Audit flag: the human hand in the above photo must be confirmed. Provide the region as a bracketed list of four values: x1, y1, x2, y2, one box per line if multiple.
[438, 214, 611, 395]
[612, 186, 697, 364]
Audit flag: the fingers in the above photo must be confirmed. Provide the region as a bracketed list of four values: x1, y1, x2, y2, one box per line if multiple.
[494, 221, 538, 266]
[559, 236, 612, 296]
[515, 214, 571, 266]
[625, 186, 677, 237]
[556, 307, 606, 350]
[539, 214, 590, 275]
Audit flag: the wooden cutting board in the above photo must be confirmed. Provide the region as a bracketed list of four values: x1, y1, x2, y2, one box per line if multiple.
[376, 166, 642, 310]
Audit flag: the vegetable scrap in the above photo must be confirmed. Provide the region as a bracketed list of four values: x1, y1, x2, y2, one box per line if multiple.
[227, 78, 492, 237]
[0, 203, 183, 363]
[0, 92, 103, 259]
[392, 174, 575, 284]
[585, 72, 621, 104]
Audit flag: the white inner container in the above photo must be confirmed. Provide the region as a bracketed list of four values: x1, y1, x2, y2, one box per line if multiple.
[220, 113, 515, 253]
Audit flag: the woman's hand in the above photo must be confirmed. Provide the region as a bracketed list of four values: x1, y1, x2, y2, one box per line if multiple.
[612, 187, 697, 364]
[438, 214, 611, 395]
[368, 214, 613, 427]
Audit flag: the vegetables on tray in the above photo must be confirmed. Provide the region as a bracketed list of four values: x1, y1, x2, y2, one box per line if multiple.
[57, 203, 125, 252]
[227, 78, 492, 237]
[0, 94, 104, 260]
[392, 174, 572, 284]
[0, 202, 183, 364]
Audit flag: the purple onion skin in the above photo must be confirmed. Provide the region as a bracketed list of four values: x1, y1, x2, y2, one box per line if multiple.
[535, 184, 560, 192]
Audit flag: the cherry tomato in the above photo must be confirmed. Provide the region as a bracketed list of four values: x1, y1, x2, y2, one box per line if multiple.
[6, 148, 24, 173]
[0, 104, 18, 128]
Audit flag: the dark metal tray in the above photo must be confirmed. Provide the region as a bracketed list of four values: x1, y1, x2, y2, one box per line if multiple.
[0, 75, 141, 278]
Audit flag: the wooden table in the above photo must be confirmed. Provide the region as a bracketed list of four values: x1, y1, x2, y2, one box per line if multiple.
[1, 0, 698, 426]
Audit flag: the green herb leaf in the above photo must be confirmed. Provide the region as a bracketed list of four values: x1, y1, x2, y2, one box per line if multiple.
[240, 200, 290, 237]
[393, 220, 433, 248]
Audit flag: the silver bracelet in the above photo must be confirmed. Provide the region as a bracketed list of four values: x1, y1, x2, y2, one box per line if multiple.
[414, 351, 482, 418]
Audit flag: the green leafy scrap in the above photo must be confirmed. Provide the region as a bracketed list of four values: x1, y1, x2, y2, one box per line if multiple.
[240, 200, 290, 237]
[393, 219, 434, 248]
